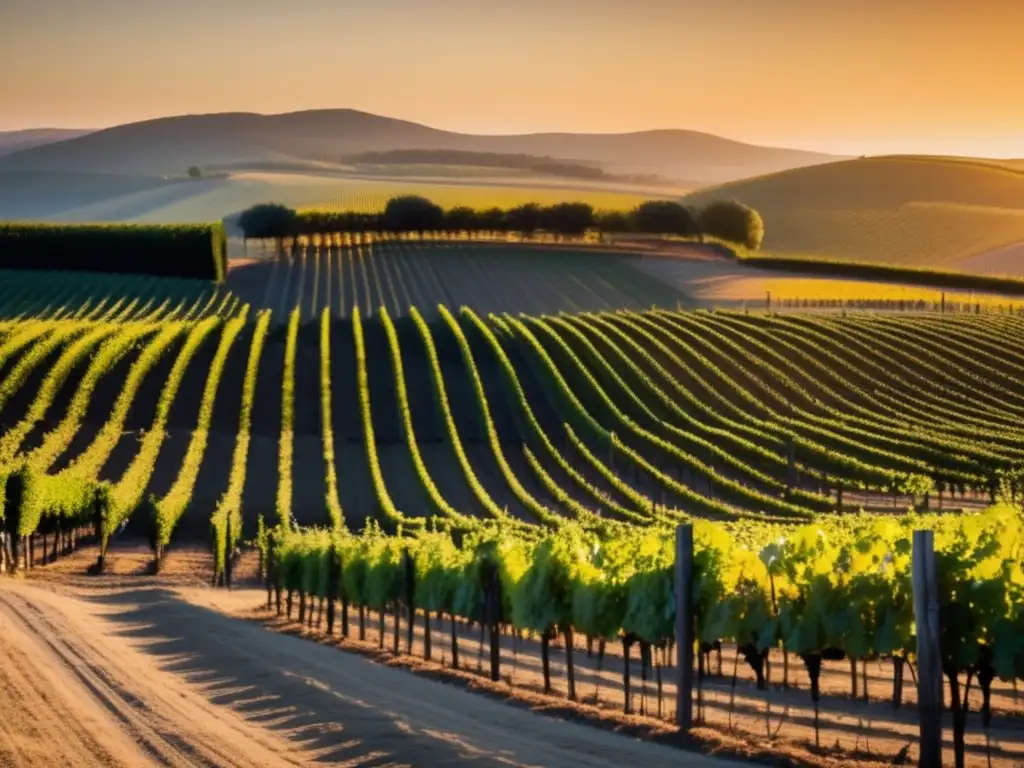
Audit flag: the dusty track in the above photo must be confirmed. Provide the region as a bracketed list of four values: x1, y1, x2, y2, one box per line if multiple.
[0, 573, 743, 768]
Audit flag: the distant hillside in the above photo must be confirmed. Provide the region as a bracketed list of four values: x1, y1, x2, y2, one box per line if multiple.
[345, 148, 612, 180]
[0, 170, 185, 221]
[0, 128, 92, 156]
[0, 109, 841, 185]
[683, 156, 1024, 272]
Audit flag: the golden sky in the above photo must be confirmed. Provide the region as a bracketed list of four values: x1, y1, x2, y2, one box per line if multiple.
[1, 0, 1022, 156]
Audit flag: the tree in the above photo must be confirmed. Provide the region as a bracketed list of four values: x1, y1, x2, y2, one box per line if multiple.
[187, 166, 203, 179]
[444, 206, 480, 235]
[700, 200, 765, 250]
[541, 202, 595, 240]
[630, 200, 698, 236]
[477, 207, 507, 236]
[504, 203, 543, 239]
[383, 195, 445, 236]
[238, 203, 299, 253]
[594, 210, 631, 234]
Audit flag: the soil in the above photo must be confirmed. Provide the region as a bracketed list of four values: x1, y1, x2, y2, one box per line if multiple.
[5, 543, 1023, 768]
[1, 543, 748, 768]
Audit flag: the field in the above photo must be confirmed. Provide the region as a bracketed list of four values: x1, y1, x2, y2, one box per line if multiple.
[227, 242, 692, 321]
[682, 157, 1024, 274]
[636, 251, 1024, 309]
[0, 170, 659, 228]
[1, 255, 1023, 768]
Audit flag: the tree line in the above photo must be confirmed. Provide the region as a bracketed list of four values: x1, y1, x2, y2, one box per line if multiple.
[236, 196, 764, 251]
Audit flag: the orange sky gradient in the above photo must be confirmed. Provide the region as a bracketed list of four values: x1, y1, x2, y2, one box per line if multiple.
[1, 0, 1022, 157]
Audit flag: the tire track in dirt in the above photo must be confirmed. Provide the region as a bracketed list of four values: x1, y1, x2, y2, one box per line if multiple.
[1, 578, 744, 768]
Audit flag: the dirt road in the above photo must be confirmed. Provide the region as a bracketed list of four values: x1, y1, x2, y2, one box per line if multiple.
[0, 580, 744, 768]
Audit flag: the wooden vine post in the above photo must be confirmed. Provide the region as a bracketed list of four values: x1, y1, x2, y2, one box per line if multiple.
[225, 517, 233, 589]
[404, 550, 416, 655]
[325, 544, 338, 635]
[486, 562, 502, 682]
[912, 530, 942, 768]
[675, 523, 695, 730]
[265, 530, 276, 611]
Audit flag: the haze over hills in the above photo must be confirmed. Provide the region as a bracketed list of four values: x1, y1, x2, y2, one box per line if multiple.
[0, 128, 93, 157]
[0, 109, 842, 185]
[683, 156, 1024, 274]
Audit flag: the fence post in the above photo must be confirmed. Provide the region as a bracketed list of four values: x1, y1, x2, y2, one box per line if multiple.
[912, 530, 942, 768]
[675, 524, 694, 729]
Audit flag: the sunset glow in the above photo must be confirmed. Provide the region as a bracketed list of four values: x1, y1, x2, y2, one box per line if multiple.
[1, 0, 1022, 156]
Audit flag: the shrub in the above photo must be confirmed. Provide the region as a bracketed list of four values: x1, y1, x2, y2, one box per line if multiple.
[0, 222, 227, 282]
[700, 200, 764, 250]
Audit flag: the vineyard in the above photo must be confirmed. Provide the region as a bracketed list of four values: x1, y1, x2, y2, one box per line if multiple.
[227, 241, 691, 321]
[1, 261, 1023, 767]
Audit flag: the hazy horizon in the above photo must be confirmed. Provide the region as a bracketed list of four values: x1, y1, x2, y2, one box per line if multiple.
[2, 0, 1023, 158]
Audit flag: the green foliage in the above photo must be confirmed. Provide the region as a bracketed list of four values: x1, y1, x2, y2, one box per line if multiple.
[155, 311, 248, 548]
[382, 195, 445, 234]
[503, 204, 543, 237]
[286, 196, 766, 248]
[540, 202, 595, 238]
[353, 306, 419, 531]
[319, 309, 345, 530]
[267, 503, 1023, 690]
[238, 203, 298, 241]
[443, 206, 480, 233]
[700, 200, 765, 250]
[0, 221, 227, 282]
[212, 310, 272, 574]
[413, 531, 470, 614]
[594, 209, 631, 233]
[631, 200, 699, 237]
[276, 309, 300, 528]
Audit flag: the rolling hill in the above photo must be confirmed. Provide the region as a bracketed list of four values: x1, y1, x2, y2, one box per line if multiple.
[0, 128, 92, 156]
[0, 109, 841, 185]
[683, 156, 1024, 273]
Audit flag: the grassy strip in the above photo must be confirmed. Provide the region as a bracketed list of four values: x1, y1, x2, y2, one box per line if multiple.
[737, 253, 1024, 296]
